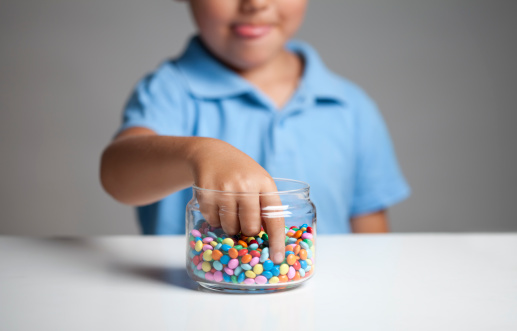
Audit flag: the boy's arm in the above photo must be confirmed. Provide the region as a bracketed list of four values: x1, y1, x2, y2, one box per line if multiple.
[100, 127, 286, 263]
[350, 210, 389, 233]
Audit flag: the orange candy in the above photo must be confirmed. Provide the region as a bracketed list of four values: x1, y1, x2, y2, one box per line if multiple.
[286, 254, 296, 265]
[212, 250, 223, 261]
[278, 275, 288, 283]
[238, 240, 248, 248]
[299, 249, 307, 260]
[241, 254, 252, 264]
[293, 244, 301, 255]
[293, 230, 303, 239]
[228, 248, 238, 259]
[295, 239, 302, 244]
[285, 245, 294, 252]
[293, 271, 301, 281]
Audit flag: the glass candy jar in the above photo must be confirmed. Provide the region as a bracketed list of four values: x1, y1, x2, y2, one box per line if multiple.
[186, 178, 316, 293]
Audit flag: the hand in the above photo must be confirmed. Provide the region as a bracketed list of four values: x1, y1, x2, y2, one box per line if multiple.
[190, 138, 285, 264]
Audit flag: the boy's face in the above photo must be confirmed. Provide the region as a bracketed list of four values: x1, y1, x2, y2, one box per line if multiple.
[188, 0, 307, 71]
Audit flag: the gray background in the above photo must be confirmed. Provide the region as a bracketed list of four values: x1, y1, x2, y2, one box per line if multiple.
[1, 0, 515, 235]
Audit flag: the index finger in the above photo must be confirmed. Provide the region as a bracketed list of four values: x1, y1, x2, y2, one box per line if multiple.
[260, 193, 286, 264]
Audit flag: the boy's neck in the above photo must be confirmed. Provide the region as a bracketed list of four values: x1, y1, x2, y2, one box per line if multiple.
[236, 49, 304, 110]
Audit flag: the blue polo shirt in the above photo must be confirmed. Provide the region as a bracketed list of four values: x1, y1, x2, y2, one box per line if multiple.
[119, 36, 410, 235]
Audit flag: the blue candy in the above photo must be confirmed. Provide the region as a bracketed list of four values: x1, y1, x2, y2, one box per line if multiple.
[220, 255, 230, 265]
[241, 263, 252, 271]
[299, 241, 309, 250]
[214, 243, 222, 250]
[213, 260, 223, 271]
[307, 249, 313, 259]
[221, 244, 231, 252]
[299, 260, 307, 269]
[299, 269, 306, 277]
[234, 266, 243, 276]
[271, 266, 280, 277]
[301, 224, 308, 228]
[249, 243, 259, 250]
[262, 271, 273, 279]
[260, 248, 269, 262]
[237, 272, 246, 283]
[285, 251, 294, 257]
[263, 260, 274, 271]
[223, 273, 231, 282]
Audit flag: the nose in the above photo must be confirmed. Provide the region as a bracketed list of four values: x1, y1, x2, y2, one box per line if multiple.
[240, 0, 270, 13]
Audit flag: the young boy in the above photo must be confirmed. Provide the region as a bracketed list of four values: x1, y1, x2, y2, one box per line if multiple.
[100, 0, 409, 264]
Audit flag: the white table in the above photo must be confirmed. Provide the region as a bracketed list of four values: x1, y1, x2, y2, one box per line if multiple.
[1, 234, 516, 331]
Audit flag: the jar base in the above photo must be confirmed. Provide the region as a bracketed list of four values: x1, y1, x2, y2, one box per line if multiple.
[197, 278, 309, 294]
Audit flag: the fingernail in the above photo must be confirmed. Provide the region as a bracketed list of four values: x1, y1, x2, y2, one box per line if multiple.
[274, 252, 283, 263]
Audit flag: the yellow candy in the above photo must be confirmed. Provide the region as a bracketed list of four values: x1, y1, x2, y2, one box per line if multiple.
[269, 276, 279, 284]
[222, 238, 234, 247]
[203, 250, 213, 262]
[210, 241, 218, 248]
[194, 240, 203, 252]
[279, 263, 289, 275]
[253, 264, 263, 275]
[306, 259, 312, 266]
[202, 261, 211, 272]
[246, 237, 255, 243]
[258, 231, 265, 237]
[245, 270, 256, 279]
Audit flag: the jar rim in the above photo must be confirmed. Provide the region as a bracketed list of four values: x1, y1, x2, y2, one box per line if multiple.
[192, 178, 310, 196]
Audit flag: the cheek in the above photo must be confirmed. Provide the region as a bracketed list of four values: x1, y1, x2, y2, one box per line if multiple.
[278, 0, 308, 37]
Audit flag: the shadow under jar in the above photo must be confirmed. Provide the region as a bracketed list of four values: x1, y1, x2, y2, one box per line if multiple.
[186, 178, 316, 293]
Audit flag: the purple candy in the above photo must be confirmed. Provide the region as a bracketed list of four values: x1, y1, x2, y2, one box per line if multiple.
[205, 272, 214, 281]
[249, 257, 260, 267]
[243, 278, 255, 285]
[214, 271, 223, 282]
[255, 275, 267, 284]
[191, 229, 201, 238]
[202, 237, 214, 243]
[224, 267, 234, 275]
[228, 258, 239, 269]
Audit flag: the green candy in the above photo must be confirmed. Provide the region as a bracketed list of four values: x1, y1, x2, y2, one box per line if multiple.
[216, 237, 223, 243]
[189, 235, 195, 241]
[261, 233, 268, 241]
[231, 275, 238, 284]
[303, 239, 313, 247]
[234, 245, 243, 250]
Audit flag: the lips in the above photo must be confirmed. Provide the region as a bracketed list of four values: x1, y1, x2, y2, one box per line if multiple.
[232, 24, 273, 39]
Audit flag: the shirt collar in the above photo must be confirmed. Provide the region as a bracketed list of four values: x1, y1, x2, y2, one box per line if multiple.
[175, 35, 347, 104]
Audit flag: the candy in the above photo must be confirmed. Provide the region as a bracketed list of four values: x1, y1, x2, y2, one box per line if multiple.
[253, 264, 264, 275]
[188, 221, 315, 286]
[194, 240, 203, 252]
[228, 248, 239, 259]
[249, 257, 260, 267]
[255, 275, 267, 284]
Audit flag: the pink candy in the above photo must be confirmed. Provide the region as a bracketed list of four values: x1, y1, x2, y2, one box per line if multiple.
[255, 276, 267, 284]
[191, 229, 201, 238]
[224, 267, 234, 275]
[196, 262, 203, 270]
[202, 237, 214, 243]
[249, 257, 260, 267]
[228, 258, 239, 269]
[287, 266, 295, 279]
[214, 271, 223, 282]
[202, 245, 212, 251]
[243, 278, 255, 284]
[301, 233, 313, 239]
[205, 272, 214, 281]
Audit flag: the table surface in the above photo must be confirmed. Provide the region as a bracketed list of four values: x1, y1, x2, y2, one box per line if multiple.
[1, 234, 516, 331]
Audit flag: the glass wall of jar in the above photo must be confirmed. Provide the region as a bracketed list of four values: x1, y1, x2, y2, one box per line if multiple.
[186, 178, 316, 293]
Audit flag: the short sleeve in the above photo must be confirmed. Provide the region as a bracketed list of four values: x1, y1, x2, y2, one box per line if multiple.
[117, 63, 188, 137]
[350, 93, 410, 216]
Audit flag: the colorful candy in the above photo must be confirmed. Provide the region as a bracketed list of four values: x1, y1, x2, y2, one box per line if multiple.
[187, 221, 315, 286]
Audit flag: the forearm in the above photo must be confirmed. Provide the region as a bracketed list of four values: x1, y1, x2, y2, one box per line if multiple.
[100, 133, 211, 206]
[350, 210, 390, 233]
